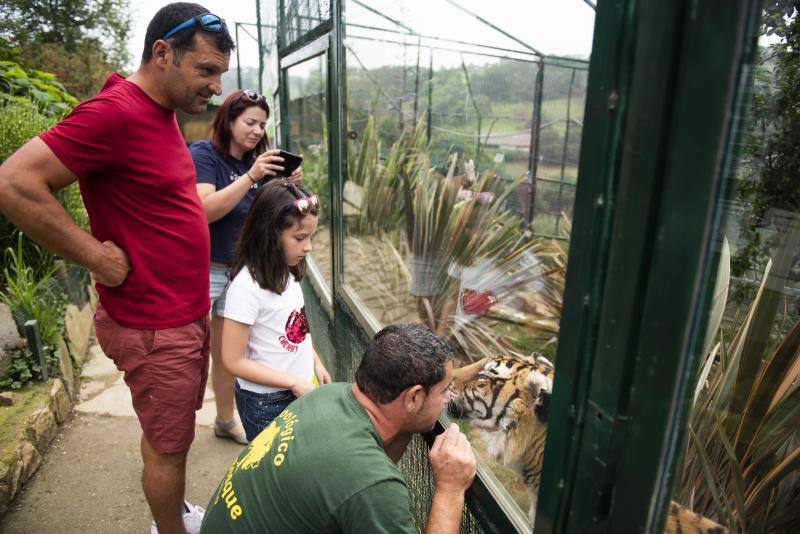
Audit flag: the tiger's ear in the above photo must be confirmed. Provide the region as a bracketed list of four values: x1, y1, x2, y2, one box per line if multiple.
[527, 371, 551, 423]
[534, 388, 550, 423]
[453, 357, 490, 385]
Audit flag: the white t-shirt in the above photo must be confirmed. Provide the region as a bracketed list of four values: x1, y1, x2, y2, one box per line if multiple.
[223, 268, 314, 393]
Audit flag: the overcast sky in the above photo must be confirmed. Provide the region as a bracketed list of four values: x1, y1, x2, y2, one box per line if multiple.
[127, 1, 596, 69]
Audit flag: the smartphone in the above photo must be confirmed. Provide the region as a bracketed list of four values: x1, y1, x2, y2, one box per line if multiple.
[277, 150, 303, 177]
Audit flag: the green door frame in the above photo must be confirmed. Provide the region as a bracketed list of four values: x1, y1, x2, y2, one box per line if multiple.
[275, 0, 762, 532]
[537, 1, 761, 533]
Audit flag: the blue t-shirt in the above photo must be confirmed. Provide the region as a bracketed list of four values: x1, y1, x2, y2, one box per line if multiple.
[190, 140, 259, 264]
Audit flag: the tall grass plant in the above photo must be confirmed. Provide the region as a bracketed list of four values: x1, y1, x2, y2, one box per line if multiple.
[677, 249, 800, 532]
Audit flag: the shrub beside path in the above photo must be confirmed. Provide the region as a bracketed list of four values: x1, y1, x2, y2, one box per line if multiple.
[0, 344, 243, 533]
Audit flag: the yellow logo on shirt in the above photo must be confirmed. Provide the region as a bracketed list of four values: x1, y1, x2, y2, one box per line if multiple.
[272, 410, 298, 466]
[237, 421, 281, 470]
[213, 410, 299, 522]
[218, 459, 244, 520]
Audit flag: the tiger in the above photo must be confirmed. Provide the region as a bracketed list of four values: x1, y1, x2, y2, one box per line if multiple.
[448, 354, 727, 534]
[448, 353, 553, 522]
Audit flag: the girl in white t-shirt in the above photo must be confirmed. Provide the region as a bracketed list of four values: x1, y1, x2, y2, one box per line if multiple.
[221, 179, 332, 441]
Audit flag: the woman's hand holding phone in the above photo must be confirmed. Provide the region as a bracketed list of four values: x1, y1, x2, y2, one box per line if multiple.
[248, 149, 285, 181]
[276, 150, 303, 183]
[288, 164, 303, 184]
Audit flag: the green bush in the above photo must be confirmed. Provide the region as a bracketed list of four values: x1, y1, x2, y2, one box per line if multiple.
[0, 65, 86, 390]
[0, 345, 59, 391]
[0, 234, 66, 390]
[0, 102, 58, 161]
[0, 104, 88, 272]
[0, 61, 78, 117]
[0, 234, 65, 347]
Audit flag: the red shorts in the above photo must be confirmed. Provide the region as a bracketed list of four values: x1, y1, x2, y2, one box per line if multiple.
[94, 302, 210, 454]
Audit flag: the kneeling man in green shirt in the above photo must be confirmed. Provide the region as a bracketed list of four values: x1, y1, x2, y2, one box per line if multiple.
[200, 323, 477, 533]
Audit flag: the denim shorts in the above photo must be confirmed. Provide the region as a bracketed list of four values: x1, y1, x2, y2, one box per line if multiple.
[234, 381, 297, 442]
[209, 263, 230, 317]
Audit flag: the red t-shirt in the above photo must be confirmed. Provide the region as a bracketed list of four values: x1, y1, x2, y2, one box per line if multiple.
[40, 73, 210, 329]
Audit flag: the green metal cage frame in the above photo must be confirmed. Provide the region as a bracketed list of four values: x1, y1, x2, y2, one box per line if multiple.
[273, 0, 764, 532]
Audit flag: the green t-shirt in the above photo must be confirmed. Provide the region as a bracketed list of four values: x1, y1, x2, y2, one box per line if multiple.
[200, 383, 418, 533]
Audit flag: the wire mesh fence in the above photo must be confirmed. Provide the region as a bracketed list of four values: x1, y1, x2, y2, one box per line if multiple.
[343, 27, 588, 241]
[278, 0, 332, 50]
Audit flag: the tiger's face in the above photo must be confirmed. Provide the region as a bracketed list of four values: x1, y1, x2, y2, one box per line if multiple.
[448, 354, 554, 433]
[448, 354, 555, 521]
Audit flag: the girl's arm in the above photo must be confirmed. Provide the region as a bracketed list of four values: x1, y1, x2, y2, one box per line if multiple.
[221, 318, 315, 396]
[313, 348, 332, 385]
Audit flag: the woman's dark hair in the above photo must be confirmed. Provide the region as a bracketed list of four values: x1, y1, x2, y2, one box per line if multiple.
[230, 180, 320, 294]
[356, 324, 454, 404]
[141, 2, 235, 63]
[211, 90, 271, 164]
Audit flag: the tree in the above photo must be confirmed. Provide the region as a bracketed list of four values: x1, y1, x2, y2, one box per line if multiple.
[732, 1, 800, 290]
[0, 0, 132, 98]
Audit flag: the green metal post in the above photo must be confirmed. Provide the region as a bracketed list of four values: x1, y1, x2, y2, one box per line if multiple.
[413, 38, 421, 127]
[297, 97, 304, 149]
[460, 58, 481, 163]
[256, 0, 264, 95]
[24, 320, 47, 381]
[535, 1, 762, 533]
[427, 50, 433, 145]
[399, 47, 406, 133]
[235, 23, 242, 90]
[277, 0, 285, 51]
[329, 0, 346, 294]
[555, 68, 576, 236]
[527, 62, 544, 226]
[278, 0, 290, 150]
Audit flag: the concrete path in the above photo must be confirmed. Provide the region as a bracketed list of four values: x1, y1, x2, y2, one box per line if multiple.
[0, 345, 244, 533]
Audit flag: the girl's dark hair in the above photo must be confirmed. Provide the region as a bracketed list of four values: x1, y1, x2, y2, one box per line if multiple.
[230, 180, 320, 294]
[211, 90, 271, 164]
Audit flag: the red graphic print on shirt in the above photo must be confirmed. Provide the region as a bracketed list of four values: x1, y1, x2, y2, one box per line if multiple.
[285, 307, 309, 345]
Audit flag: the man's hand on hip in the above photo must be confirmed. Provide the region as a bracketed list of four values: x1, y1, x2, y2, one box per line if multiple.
[429, 423, 477, 495]
[93, 240, 131, 287]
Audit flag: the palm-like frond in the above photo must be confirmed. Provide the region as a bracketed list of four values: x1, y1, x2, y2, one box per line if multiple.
[677, 251, 800, 533]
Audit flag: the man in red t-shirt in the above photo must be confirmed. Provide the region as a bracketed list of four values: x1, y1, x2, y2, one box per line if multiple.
[0, 4, 234, 533]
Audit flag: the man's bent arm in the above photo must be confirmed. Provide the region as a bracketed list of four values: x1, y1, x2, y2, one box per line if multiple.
[425, 488, 466, 534]
[425, 424, 477, 534]
[0, 137, 129, 286]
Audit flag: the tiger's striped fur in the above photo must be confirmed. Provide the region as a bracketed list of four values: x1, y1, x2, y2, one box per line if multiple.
[448, 353, 553, 522]
[448, 354, 727, 534]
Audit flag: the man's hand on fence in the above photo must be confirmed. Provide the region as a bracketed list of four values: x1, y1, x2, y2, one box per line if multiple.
[429, 423, 477, 496]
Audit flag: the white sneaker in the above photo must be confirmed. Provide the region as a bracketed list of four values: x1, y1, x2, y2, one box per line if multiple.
[182, 501, 206, 534]
[150, 501, 206, 534]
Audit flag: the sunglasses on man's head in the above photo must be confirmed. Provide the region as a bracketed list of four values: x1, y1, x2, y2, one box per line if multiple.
[231, 89, 267, 107]
[162, 13, 225, 41]
[284, 195, 320, 216]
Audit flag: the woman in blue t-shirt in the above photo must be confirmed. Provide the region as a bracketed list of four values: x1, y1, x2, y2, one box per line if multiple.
[190, 89, 303, 444]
